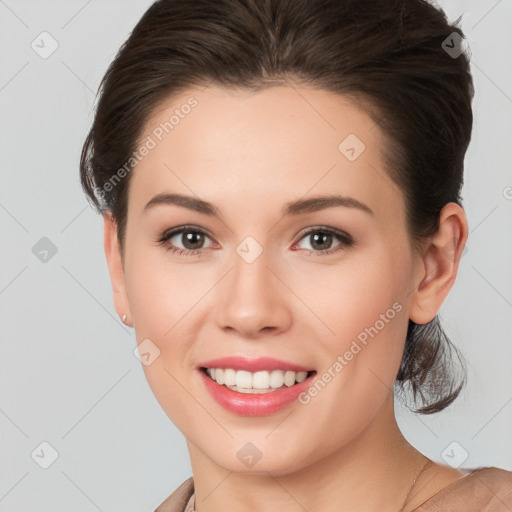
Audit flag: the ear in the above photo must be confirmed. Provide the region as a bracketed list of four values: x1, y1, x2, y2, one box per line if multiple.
[409, 202, 468, 325]
[103, 212, 133, 327]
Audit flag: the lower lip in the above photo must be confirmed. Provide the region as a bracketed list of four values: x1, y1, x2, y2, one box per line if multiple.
[198, 368, 317, 416]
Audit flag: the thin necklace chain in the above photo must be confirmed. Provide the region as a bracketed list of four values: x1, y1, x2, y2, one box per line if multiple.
[189, 459, 433, 512]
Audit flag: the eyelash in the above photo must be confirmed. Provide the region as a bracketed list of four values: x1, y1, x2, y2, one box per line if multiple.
[155, 225, 355, 258]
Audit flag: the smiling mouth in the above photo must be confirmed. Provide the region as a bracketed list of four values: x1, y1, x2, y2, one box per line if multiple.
[200, 367, 316, 394]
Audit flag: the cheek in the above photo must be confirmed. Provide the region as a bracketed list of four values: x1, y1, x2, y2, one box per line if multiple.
[123, 243, 219, 427]
[297, 246, 411, 392]
[292, 248, 408, 345]
[124, 240, 212, 335]
[293, 260, 409, 445]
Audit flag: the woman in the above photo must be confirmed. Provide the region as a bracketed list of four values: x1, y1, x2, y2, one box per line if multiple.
[80, 0, 512, 510]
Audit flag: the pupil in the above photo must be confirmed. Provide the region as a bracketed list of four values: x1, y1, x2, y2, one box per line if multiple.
[184, 231, 204, 249]
[312, 232, 331, 250]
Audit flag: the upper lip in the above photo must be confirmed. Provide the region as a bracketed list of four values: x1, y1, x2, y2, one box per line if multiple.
[198, 356, 315, 373]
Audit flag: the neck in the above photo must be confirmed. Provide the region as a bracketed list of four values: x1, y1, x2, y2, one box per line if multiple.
[187, 395, 429, 512]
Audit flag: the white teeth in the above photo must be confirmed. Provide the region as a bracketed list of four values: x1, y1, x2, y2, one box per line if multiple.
[235, 370, 253, 389]
[215, 368, 225, 385]
[224, 368, 236, 386]
[283, 370, 296, 386]
[269, 370, 284, 388]
[253, 371, 270, 389]
[204, 367, 310, 391]
[295, 371, 308, 383]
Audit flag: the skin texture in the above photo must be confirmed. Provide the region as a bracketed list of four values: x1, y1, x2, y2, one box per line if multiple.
[103, 82, 469, 511]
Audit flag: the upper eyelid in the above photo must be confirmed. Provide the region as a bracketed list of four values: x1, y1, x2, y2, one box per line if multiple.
[163, 225, 211, 238]
[295, 225, 352, 239]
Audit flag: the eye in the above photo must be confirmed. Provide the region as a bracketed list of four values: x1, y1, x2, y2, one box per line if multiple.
[293, 226, 354, 256]
[155, 226, 216, 256]
[155, 225, 354, 257]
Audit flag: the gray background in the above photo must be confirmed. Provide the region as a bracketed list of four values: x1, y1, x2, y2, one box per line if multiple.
[1, 1, 511, 510]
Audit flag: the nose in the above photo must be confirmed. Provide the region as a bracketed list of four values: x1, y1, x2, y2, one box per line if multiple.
[215, 246, 293, 338]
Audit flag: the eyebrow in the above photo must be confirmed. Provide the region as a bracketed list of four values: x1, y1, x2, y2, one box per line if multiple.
[143, 192, 374, 217]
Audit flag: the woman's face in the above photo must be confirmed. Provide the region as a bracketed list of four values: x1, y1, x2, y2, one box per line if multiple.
[113, 83, 427, 474]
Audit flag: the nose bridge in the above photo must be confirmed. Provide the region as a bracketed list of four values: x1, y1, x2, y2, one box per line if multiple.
[215, 236, 291, 335]
[231, 238, 276, 310]
[233, 240, 271, 295]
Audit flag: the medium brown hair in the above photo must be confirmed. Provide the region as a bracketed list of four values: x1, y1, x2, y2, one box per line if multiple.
[80, 0, 473, 414]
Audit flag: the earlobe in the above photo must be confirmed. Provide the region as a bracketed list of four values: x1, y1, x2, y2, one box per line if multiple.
[103, 212, 133, 326]
[409, 203, 468, 325]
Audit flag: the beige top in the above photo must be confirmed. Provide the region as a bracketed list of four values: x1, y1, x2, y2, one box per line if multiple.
[154, 466, 512, 512]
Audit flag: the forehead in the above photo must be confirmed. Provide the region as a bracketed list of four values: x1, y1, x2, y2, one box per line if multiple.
[128, 83, 403, 222]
